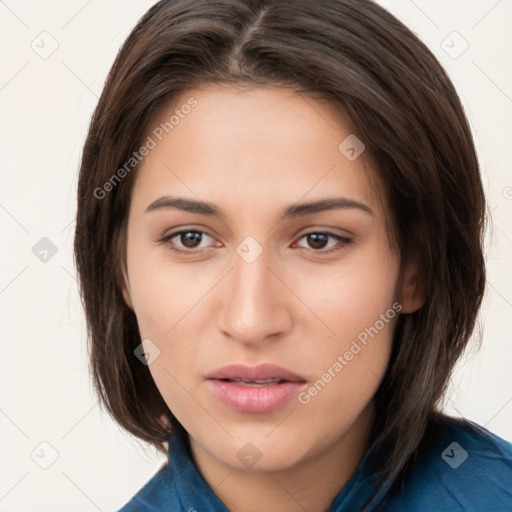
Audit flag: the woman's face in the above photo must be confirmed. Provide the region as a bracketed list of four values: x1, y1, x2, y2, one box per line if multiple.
[122, 85, 419, 473]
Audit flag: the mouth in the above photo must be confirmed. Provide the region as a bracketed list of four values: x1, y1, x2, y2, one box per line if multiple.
[206, 363, 306, 383]
[206, 363, 307, 413]
[216, 377, 288, 387]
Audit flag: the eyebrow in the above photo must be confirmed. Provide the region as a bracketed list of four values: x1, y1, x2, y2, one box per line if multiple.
[145, 195, 374, 218]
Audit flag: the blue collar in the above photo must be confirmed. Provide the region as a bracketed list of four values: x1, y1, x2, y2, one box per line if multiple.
[121, 415, 512, 511]
[167, 433, 390, 511]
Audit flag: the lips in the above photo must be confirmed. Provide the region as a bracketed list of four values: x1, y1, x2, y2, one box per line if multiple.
[206, 363, 306, 383]
[206, 363, 307, 413]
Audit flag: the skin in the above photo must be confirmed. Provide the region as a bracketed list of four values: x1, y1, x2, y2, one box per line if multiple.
[121, 84, 423, 512]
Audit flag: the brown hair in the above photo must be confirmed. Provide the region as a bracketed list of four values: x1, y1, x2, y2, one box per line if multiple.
[73, 0, 486, 508]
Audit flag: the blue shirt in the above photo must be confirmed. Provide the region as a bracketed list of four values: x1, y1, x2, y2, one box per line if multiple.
[118, 415, 512, 511]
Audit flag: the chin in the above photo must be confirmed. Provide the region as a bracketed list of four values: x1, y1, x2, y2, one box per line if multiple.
[210, 431, 309, 473]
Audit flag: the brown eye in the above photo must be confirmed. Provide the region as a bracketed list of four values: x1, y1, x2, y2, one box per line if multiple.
[296, 232, 353, 253]
[179, 231, 203, 248]
[306, 233, 329, 249]
[160, 230, 216, 253]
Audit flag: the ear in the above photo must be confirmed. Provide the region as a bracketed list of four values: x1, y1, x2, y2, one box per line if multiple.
[397, 260, 425, 313]
[120, 267, 134, 311]
[122, 286, 134, 311]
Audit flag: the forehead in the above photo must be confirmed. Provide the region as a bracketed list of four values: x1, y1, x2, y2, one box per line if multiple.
[130, 85, 382, 217]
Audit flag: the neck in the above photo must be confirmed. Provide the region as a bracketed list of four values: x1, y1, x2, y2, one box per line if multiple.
[189, 404, 374, 512]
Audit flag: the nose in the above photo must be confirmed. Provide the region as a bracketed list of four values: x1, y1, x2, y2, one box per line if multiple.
[216, 247, 293, 346]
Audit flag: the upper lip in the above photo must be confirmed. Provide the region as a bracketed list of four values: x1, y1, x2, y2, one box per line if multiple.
[206, 363, 306, 382]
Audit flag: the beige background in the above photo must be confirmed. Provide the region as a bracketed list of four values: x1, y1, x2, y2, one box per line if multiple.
[1, 0, 511, 510]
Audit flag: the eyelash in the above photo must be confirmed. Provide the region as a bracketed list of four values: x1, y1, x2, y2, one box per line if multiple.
[158, 229, 353, 255]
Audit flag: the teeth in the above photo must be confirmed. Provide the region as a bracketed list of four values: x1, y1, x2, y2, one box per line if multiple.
[236, 378, 279, 383]
[228, 378, 284, 385]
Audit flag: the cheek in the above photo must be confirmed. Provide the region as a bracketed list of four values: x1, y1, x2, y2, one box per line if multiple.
[305, 258, 400, 343]
[297, 289, 397, 435]
[126, 240, 206, 338]
[129, 277, 174, 339]
[296, 250, 399, 400]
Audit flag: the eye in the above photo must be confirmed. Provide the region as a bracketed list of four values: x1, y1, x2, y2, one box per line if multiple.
[159, 229, 217, 253]
[158, 229, 353, 255]
[295, 231, 353, 253]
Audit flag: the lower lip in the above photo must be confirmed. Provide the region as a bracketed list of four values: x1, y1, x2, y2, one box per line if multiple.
[207, 379, 306, 413]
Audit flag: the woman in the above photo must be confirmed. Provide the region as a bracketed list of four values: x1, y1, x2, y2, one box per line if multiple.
[73, 0, 512, 510]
